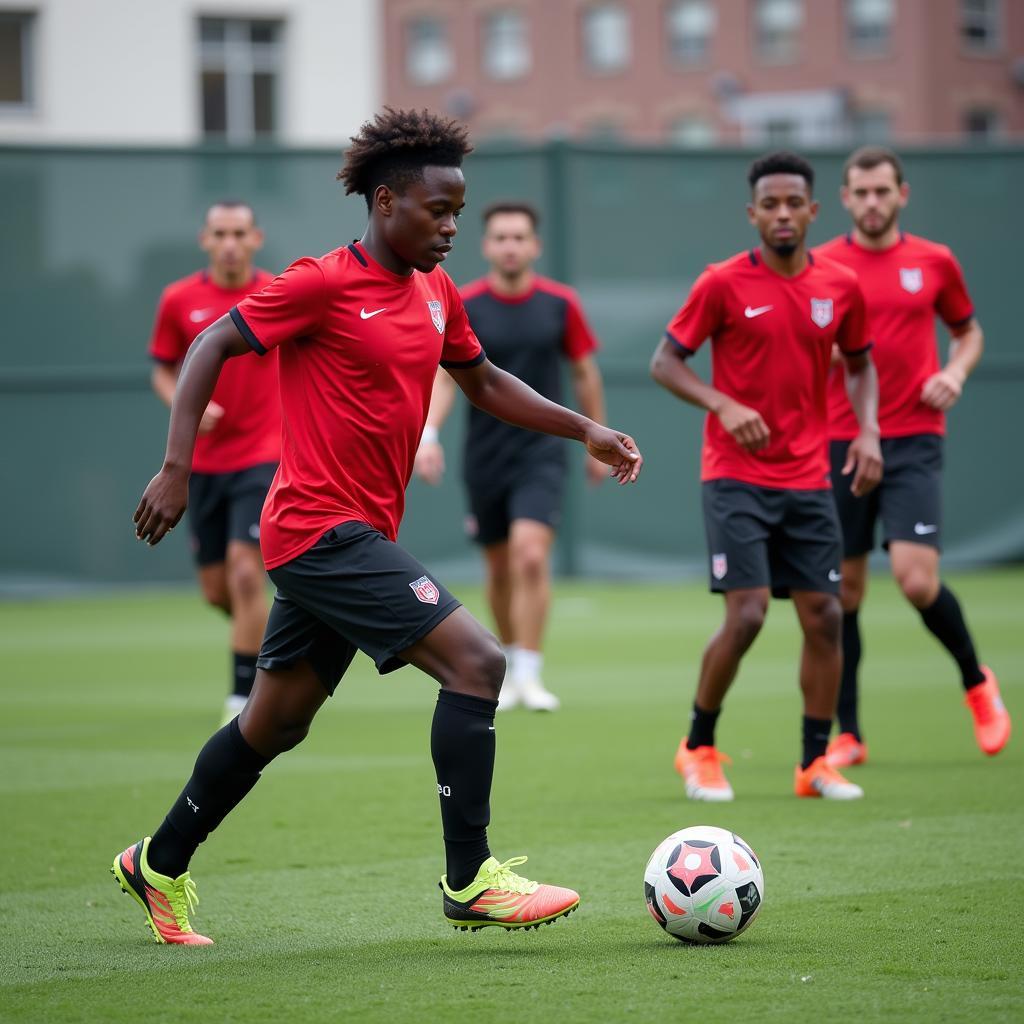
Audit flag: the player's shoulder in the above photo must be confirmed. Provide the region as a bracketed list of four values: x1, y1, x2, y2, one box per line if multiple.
[161, 269, 207, 301]
[696, 249, 757, 288]
[812, 235, 850, 261]
[811, 251, 860, 289]
[532, 275, 582, 305]
[900, 232, 958, 264]
[459, 276, 490, 302]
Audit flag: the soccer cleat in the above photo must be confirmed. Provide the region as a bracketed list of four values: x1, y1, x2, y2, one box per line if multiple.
[965, 667, 1011, 756]
[496, 676, 521, 711]
[674, 742, 734, 802]
[516, 676, 560, 712]
[111, 837, 213, 945]
[794, 757, 863, 800]
[441, 856, 579, 931]
[825, 732, 868, 768]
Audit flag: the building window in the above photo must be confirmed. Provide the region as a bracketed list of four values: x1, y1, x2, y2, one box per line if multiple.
[755, 0, 803, 63]
[846, 0, 893, 54]
[666, 1, 715, 65]
[583, 3, 631, 73]
[483, 10, 530, 80]
[199, 18, 282, 142]
[405, 16, 453, 85]
[964, 108, 1002, 140]
[667, 115, 718, 147]
[0, 10, 34, 107]
[961, 0, 1001, 52]
[851, 107, 891, 142]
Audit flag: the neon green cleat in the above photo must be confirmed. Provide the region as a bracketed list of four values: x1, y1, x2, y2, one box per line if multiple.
[441, 855, 580, 931]
[111, 836, 213, 945]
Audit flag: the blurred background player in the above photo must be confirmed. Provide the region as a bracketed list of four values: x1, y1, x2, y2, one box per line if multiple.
[414, 201, 607, 711]
[650, 151, 883, 803]
[817, 146, 1010, 765]
[149, 201, 279, 724]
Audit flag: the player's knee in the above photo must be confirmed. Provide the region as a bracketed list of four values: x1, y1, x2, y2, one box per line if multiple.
[511, 542, 548, 584]
[227, 559, 265, 605]
[726, 598, 768, 650]
[896, 567, 938, 609]
[200, 580, 232, 614]
[839, 578, 864, 612]
[804, 596, 842, 647]
[457, 635, 506, 700]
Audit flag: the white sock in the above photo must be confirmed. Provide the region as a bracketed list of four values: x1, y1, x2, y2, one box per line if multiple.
[502, 644, 519, 683]
[513, 648, 543, 682]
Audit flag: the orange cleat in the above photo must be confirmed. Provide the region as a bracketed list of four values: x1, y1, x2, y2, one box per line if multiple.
[674, 741, 734, 802]
[794, 756, 863, 800]
[825, 732, 868, 768]
[965, 667, 1011, 756]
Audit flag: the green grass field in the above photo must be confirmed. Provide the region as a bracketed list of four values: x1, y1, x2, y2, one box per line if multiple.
[1, 570, 1021, 1023]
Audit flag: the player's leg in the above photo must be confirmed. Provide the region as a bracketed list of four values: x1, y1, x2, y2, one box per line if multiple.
[482, 541, 513, 644]
[197, 563, 231, 615]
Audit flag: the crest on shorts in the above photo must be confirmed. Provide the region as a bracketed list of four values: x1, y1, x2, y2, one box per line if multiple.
[712, 553, 728, 580]
[427, 300, 445, 335]
[410, 575, 440, 605]
[810, 297, 834, 328]
[899, 267, 923, 294]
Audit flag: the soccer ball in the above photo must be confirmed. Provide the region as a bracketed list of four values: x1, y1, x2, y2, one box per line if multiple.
[644, 825, 764, 944]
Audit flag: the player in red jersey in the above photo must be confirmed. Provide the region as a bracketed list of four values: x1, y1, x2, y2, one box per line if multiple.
[651, 152, 883, 802]
[149, 201, 279, 724]
[817, 146, 1009, 765]
[114, 109, 642, 945]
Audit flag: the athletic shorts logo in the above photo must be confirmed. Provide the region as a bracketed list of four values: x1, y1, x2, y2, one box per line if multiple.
[712, 553, 728, 580]
[914, 522, 938, 535]
[828, 569, 842, 583]
[810, 298, 834, 328]
[427, 300, 445, 335]
[410, 575, 440, 605]
[248, 523, 260, 540]
[899, 268, 923, 294]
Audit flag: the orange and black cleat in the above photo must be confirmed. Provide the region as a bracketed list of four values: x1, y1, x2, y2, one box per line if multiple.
[965, 667, 1011, 756]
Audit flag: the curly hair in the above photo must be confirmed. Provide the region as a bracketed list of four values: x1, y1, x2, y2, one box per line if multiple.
[747, 151, 815, 193]
[337, 107, 473, 210]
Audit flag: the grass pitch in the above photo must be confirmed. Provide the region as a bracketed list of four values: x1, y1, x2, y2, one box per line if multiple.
[1, 570, 1021, 1023]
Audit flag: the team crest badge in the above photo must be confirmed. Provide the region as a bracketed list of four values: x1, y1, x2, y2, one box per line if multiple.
[810, 298, 834, 328]
[427, 300, 445, 335]
[712, 553, 728, 580]
[899, 267, 923, 294]
[409, 575, 440, 605]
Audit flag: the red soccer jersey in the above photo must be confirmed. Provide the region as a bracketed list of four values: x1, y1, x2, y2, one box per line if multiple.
[665, 249, 871, 490]
[149, 269, 281, 474]
[231, 242, 484, 570]
[815, 233, 974, 440]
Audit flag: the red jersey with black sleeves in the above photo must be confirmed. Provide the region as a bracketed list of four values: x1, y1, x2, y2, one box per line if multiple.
[230, 242, 484, 569]
[149, 269, 279, 474]
[665, 249, 871, 490]
[815, 233, 975, 440]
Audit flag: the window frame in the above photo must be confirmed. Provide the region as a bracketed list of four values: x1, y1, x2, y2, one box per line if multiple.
[0, 10, 36, 112]
[845, 0, 894, 57]
[665, 0, 716, 67]
[405, 14, 454, 86]
[960, 0, 1002, 54]
[581, 1, 632, 75]
[482, 8, 531, 81]
[753, 0, 804, 65]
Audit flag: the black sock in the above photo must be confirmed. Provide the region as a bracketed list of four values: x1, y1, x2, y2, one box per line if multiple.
[431, 689, 497, 891]
[686, 702, 721, 750]
[837, 610, 862, 740]
[919, 583, 985, 691]
[233, 652, 258, 699]
[801, 715, 832, 770]
[148, 718, 272, 878]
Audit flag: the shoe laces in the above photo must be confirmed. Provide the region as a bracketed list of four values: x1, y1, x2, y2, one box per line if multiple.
[690, 747, 732, 782]
[167, 875, 200, 929]
[485, 856, 538, 895]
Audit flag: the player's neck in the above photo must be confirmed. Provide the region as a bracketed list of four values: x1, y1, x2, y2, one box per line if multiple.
[209, 265, 252, 290]
[851, 223, 901, 252]
[758, 244, 808, 278]
[488, 268, 535, 297]
[359, 225, 414, 277]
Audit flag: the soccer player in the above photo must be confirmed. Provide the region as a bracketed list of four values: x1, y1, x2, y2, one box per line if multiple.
[650, 151, 883, 802]
[116, 108, 642, 945]
[414, 201, 607, 711]
[149, 200, 279, 723]
[816, 146, 1010, 765]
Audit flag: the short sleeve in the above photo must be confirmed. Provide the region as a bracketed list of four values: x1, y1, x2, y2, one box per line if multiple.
[231, 257, 326, 355]
[148, 287, 185, 364]
[561, 291, 600, 360]
[935, 251, 974, 329]
[439, 275, 485, 369]
[664, 268, 722, 357]
[837, 281, 872, 357]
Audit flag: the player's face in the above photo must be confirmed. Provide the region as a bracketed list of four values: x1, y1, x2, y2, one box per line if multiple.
[842, 163, 909, 239]
[200, 206, 263, 276]
[385, 165, 466, 273]
[747, 174, 818, 256]
[482, 212, 540, 278]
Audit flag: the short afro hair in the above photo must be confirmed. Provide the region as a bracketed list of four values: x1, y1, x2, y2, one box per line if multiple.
[748, 151, 815, 193]
[337, 107, 473, 210]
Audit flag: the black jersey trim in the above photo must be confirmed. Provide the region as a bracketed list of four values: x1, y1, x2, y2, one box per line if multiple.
[807, 251, 816, 265]
[841, 342, 874, 358]
[230, 307, 267, 355]
[440, 351, 486, 370]
[947, 312, 975, 330]
[150, 355, 179, 367]
[748, 249, 759, 266]
[347, 243, 368, 267]
[666, 331, 697, 358]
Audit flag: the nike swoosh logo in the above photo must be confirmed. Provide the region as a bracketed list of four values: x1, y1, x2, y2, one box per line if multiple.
[828, 570, 842, 582]
[914, 523, 938, 535]
[189, 308, 215, 323]
[744, 305, 774, 318]
[360, 307, 387, 319]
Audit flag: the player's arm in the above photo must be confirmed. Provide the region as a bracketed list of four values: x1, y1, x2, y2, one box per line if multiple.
[447, 358, 642, 484]
[840, 351, 883, 497]
[570, 355, 610, 485]
[134, 315, 251, 545]
[649, 338, 770, 452]
[151, 361, 224, 435]
[921, 317, 983, 412]
[413, 369, 457, 486]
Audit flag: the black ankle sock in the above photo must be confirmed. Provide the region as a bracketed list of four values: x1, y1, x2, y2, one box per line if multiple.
[686, 703, 721, 750]
[837, 610, 863, 740]
[801, 715, 832, 770]
[431, 689, 497, 891]
[148, 718, 272, 878]
[233, 652, 258, 698]
[919, 583, 985, 691]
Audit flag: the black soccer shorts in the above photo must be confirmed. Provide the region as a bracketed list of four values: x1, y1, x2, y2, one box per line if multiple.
[186, 461, 277, 567]
[464, 462, 565, 546]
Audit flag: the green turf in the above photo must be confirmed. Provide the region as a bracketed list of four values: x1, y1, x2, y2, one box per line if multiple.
[1, 570, 1021, 1023]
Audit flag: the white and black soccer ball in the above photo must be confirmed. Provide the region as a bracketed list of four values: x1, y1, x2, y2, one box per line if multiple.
[644, 825, 764, 944]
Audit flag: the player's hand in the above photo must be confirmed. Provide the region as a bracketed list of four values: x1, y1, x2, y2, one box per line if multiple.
[133, 465, 189, 546]
[584, 426, 643, 484]
[717, 399, 770, 453]
[198, 400, 225, 435]
[414, 440, 446, 486]
[920, 368, 964, 411]
[843, 431, 883, 497]
[585, 453, 607, 487]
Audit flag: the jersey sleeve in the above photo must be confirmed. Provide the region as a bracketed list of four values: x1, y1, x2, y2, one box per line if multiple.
[837, 280, 873, 357]
[439, 275, 485, 369]
[935, 251, 975, 328]
[561, 291, 600, 360]
[148, 287, 185, 364]
[664, 267, 721, 357]
[230, 257, 326, 355]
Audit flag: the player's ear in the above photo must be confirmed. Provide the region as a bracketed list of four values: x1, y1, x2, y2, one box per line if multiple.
[745, 202, 757, 226]
[839, 185, 851, 210]
[374, 184, 394, 218]
[198, 227, 212, 253]
[899, 181, 910, 207]
[808, 198, 820, 221]
[251, 227, 265, 251]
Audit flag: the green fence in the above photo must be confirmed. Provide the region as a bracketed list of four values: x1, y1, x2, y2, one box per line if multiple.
[1, 143, 1021, 587]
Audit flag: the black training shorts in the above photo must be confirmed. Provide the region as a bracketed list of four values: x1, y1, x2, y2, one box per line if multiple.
[257, 522, 461, 694]
[464, 462, 565, 546]
[702, 479, 843, 598]
[187, 461, 277, 567]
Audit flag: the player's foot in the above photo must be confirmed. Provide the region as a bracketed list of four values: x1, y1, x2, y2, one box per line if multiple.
[111, 837, 213, 945]
[441, 856, 579, 931]
[220, 693, 248, 727]
[825, 732, 868, 768]
[794, 756, 863, 800]
[674, 742, 734, 802]
[517, 676, 560, 712]
[965, 667, 1011, 756]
